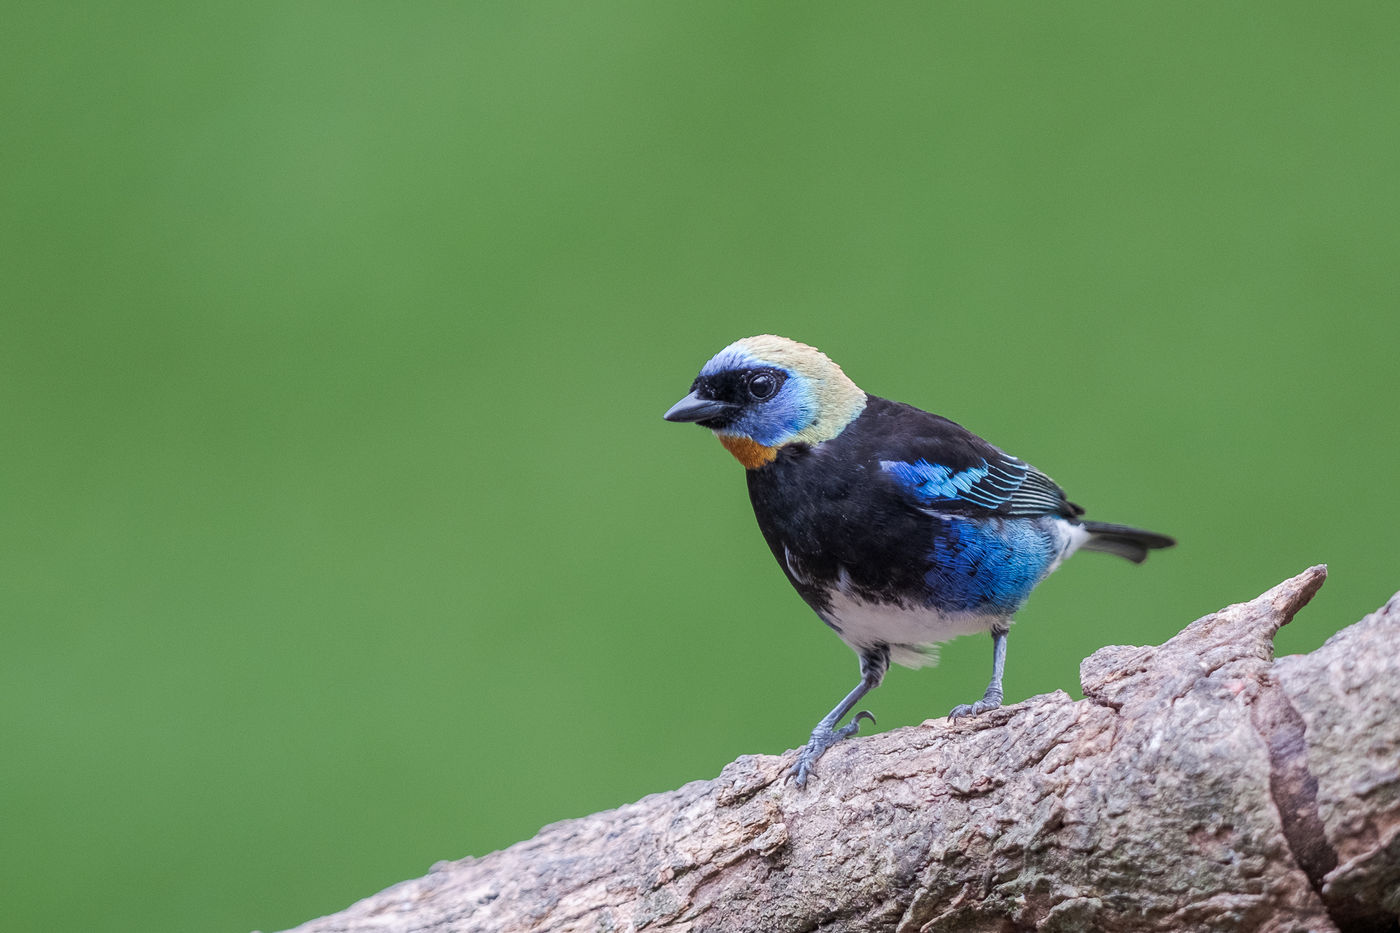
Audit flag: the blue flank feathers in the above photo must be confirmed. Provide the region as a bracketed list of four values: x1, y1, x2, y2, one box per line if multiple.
[883, 458, 1061, 612]
[924, 516, 1059, 614]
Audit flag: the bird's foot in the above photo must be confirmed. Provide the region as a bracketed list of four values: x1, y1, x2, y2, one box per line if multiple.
[786, 711, 875, 788]
[947, 686, 1004, 722]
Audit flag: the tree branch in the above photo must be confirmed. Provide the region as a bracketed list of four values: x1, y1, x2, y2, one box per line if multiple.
[278, 566, 1400, 933]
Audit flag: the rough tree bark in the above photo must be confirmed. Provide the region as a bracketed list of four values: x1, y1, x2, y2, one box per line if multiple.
[280, 567, 1400, 933]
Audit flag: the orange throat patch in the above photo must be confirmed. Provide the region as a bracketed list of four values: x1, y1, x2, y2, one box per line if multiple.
[718, 434, 778, 469]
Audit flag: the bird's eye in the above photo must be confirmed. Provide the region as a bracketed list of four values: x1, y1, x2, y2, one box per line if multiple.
[747, 371, 780, 401]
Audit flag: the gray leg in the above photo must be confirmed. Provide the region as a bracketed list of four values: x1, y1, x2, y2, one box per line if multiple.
[948, 628, 1007, 720]
[788, 646, 889, 787]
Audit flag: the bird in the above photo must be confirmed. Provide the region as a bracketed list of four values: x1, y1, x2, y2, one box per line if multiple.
[663, 335, 1174, 786]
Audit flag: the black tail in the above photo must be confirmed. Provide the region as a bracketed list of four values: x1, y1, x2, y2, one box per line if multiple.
[1079, 521, 1176, 564]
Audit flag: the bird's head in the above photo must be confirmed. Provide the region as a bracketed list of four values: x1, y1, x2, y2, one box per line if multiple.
[664, 335, 867, 468]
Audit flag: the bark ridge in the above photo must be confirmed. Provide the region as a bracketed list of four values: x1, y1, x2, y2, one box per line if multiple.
[279, 567, 1400, 933]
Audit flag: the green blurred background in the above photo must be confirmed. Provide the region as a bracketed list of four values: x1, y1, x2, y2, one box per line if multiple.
[4, 3, 1397, 931]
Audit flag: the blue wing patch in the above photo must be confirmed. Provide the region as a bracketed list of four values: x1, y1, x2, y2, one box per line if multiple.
[880, 456, 1069, 516]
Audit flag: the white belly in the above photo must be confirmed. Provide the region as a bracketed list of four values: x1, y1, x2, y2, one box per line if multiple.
[806, 521, 1089, 669]
[820, 588, 999, 669]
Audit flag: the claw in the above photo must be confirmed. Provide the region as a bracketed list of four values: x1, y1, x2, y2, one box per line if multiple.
[787, 710, 879, 787]
[838, 710, 876, 736]
[787, 745, 826, 787]
[947, 696, 1002, 722]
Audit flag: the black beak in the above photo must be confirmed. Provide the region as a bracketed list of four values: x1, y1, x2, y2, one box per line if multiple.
[663, 391, 738, 423]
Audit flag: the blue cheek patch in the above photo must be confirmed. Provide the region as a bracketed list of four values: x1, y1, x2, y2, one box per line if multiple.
[724, 375, 814, 447]
[924, 517, 1057, 614]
